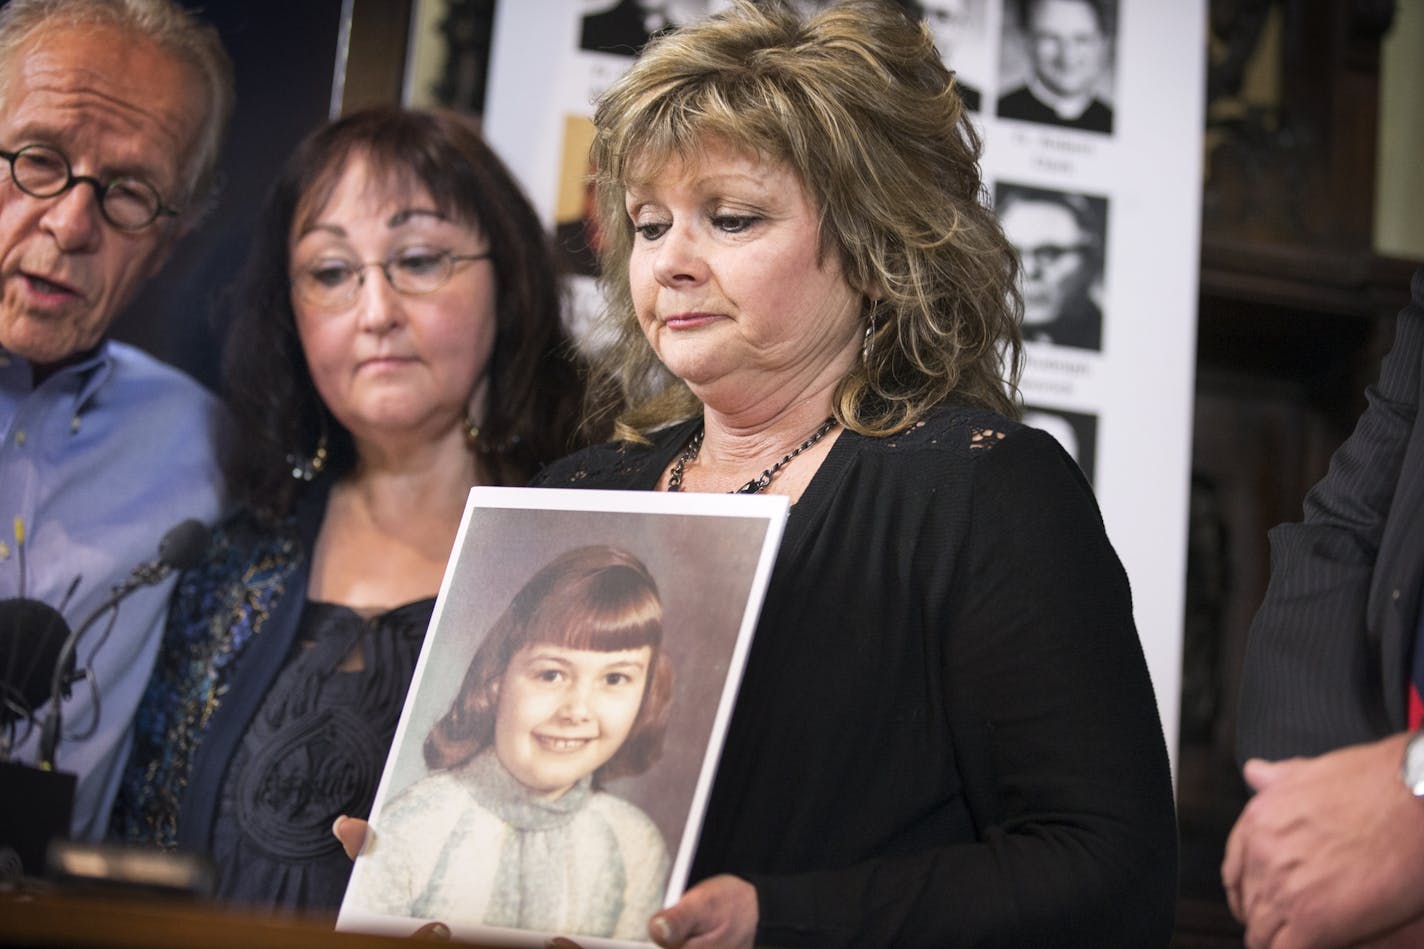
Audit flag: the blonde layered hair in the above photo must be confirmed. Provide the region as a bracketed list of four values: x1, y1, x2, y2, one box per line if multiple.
[589, 0, 1022, 439]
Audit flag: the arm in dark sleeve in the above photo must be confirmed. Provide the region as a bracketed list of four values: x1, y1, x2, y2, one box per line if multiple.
[750, 428, 1178, 948]
[1237, 269, 1424, 761]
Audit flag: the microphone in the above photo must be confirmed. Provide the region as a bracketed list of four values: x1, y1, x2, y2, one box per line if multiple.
[0, 598, 74, 730]
[157, 519, 211, 573]
[37, 519, 211, 771]
[1, 521, 207, 879]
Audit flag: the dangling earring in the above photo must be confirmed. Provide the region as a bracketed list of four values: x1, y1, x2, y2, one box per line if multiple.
[463, 414, 480, 450]
[862, 303, 879, 364]
[285, 417, 329, 482]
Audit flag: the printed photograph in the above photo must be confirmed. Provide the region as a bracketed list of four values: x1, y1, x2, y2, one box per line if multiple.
[578, 0, 716, 57]
[996, 0, 1118, 134]
[909, 0, 988, 112]
[995, 180, 1109, 352]
[1023, 405, 1099, 484]
[339, 487, 786, 948]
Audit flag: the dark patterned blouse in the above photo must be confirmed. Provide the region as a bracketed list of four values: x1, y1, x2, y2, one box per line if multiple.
[111, 499, 436, 916]
[209, 598, 432, 910]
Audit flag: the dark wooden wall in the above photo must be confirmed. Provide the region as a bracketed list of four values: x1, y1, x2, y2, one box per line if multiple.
[1177, 0, 1420, 942]
[109, 0, 345, 390]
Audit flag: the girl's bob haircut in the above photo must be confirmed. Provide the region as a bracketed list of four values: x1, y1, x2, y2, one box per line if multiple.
[425, 545, 673, 784]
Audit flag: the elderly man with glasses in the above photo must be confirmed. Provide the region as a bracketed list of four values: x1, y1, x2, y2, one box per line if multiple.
[996, 182, 1106, 351]
[0, 0, 232, 843]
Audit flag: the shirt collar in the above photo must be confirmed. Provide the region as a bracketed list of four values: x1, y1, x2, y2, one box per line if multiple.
[0, 339, 115, 414]
[1026, 75, 1097, 122]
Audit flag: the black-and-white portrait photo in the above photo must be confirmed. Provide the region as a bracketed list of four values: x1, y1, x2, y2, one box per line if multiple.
[578, 0, 714, 57]
[996, 0, 1117, 134]
[1023, 406, 1098, 484]
[996, 181, 1108, 351]
[907, 0, 986, 112]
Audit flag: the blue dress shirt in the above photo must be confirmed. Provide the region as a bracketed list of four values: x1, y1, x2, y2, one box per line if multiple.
[0, 339, 223, 840]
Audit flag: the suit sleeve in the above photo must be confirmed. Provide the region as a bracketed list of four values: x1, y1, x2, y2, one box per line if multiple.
[1237, 269, 1424, 761]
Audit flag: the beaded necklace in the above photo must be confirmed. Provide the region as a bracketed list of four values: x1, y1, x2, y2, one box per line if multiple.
[666, 416, 838, 494]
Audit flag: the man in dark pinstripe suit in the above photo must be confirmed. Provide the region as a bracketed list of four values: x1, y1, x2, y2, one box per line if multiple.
[1222, 270, 1424, 949]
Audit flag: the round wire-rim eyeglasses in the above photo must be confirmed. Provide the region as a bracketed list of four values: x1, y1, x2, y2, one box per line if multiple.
[0, 143, 181, 232]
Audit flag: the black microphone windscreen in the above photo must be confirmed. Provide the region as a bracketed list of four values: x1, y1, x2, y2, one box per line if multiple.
[157, 520, 210, 572]
[0, 598, 74, 724]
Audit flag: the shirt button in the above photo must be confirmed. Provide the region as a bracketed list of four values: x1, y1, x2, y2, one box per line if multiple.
[0, 541, 8, 560]
[13, 429, 25, 446]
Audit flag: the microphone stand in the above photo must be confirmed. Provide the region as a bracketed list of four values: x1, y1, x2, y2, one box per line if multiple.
[36, 561, 174, 772]
[36, 519, 208, 772]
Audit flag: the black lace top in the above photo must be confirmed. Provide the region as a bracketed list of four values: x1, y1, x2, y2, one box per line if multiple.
[209, 596, 434, 912]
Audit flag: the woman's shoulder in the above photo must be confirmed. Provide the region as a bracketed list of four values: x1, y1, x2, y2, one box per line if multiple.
[858, 403, 1035, 460]
[846, 404, 1087, 511]
[177, 509, 301, 591]
[166, 507, 306, 642]
[532, 422, 695, 490]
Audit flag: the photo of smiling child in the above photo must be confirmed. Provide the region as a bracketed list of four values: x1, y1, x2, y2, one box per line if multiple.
[344, 545, 674, 940]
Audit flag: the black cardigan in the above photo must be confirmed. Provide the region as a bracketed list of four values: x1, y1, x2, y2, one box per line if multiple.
[534, 403, 1178, 948]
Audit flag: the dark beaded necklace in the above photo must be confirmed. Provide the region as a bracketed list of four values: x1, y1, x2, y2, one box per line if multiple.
[666, 416, 838, 494]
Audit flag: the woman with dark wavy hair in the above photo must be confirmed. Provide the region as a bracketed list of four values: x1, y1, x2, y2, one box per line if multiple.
[110, 106, 593, 914]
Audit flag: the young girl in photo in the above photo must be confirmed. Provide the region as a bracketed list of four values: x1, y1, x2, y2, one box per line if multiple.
[345, 545, 675, 939]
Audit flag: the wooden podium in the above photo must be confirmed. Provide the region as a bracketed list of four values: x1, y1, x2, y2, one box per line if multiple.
[0, 890, 507, 948]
